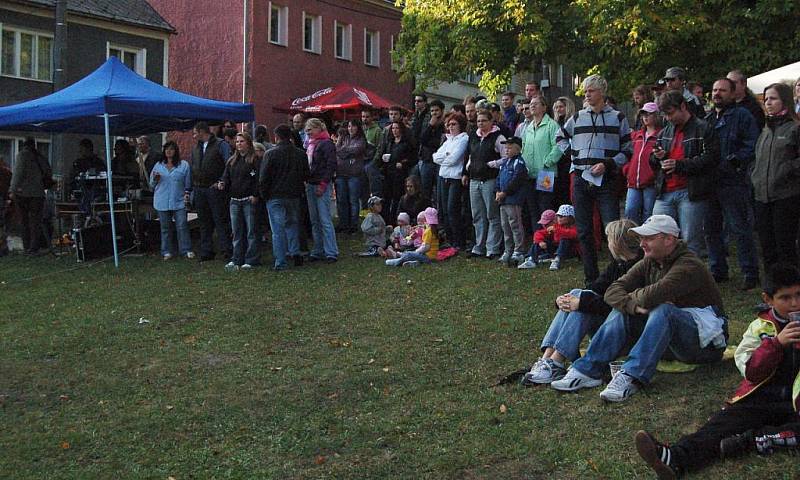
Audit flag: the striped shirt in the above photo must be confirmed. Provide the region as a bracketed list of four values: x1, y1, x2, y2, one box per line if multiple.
[556, 105, 632, 183]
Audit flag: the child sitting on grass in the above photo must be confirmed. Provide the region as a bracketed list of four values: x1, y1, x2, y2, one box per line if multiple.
[518, 209, 555, 269]
[519, 204, 577, 270]
[359, 196, 387, 257]
[635, 264, 800, 479]
[381, 212, 424, 259]
[385, 207, 439, 267]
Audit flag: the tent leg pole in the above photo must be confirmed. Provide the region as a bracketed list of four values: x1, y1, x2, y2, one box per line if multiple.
[103, 113, 120, 268]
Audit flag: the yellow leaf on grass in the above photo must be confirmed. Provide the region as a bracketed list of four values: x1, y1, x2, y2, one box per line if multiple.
[499, 404, 508, 414]
[60, 441, 70, 449]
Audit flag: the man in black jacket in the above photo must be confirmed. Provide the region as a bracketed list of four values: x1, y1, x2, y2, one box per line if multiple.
[727, 69, 766, 131]
[650, 90, 720, 256]
[260, 124, 310, 270]
[417, 99, 445, 204]
[191, 121, 232, 261]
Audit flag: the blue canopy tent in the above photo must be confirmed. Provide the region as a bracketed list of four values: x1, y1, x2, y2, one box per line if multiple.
[0, 57, 254, 266]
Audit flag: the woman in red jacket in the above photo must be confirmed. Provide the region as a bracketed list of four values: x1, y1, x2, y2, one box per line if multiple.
[623, 102, 662, 225]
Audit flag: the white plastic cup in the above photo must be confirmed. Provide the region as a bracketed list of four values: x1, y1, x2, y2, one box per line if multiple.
[609, 360, 625, 378]
[382, 154, 391, 163]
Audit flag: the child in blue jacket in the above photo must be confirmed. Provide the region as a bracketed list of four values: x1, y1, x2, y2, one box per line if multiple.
[495, 137, 529, 265]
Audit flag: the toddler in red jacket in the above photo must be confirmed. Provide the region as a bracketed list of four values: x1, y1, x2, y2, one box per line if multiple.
[518, 204, 577, 270]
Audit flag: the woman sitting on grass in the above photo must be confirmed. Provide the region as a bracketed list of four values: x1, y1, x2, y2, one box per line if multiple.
[385, 207, 439, 267]
[522, 219, 642, 385]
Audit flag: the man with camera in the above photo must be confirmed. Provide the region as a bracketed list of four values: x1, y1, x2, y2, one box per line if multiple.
[648, 90, 720, 257]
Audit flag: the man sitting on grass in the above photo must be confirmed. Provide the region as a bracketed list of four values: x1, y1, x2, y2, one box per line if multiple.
[551, 214, 727, 402]
[635, 265, 800, 479]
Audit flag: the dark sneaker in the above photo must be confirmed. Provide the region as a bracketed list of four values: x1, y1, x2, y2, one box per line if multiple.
[293, 255, 304, 267]
[720, 430, 754, 459]
[635, 430, 679, 480]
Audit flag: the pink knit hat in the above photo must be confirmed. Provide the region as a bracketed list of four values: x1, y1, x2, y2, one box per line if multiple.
[423, 207, 439, 225]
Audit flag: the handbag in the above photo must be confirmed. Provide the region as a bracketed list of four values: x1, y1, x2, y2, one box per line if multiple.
[34, 154, 55, 190]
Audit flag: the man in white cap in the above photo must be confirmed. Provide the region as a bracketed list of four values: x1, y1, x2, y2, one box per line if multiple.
[552, 214, 727, 402]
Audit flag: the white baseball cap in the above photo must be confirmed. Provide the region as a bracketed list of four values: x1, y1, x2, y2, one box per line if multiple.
[631, 215, 680, 237]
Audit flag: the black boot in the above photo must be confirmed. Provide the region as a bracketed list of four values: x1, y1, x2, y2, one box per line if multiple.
[720, 429, 754, 459]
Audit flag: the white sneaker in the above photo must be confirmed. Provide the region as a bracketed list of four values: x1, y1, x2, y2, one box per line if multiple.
[599, 372, 640, 402]
[185, 251, 195, 259]
[162, 253, 173, 261]
[549, 257, 561, 270]
[402, 261, 420, 267]
[517, 257, 537, 269]
[241, 263, 253, 270]
[550, 367, 603, 392]
[522, 358, 567, 385]
[385, 258, 402, 266]
[510, 253, 526, 264]
[225, 261, 239, 271]
[498, 252, 511, 263]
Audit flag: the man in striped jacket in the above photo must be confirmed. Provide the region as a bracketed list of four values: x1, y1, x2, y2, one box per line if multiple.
[556, 74, 632, 285]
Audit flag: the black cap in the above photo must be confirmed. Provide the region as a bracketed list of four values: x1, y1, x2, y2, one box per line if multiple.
[501, 136, 523, 147]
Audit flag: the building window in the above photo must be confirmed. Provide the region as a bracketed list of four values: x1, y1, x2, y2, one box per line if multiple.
[269, 2, 288, 46]
[364, 29, 379, 67]
[334, 21, 351, 60]
[461, 72, 482, 85]
[303, 12, 321, 54]
[107, 43, 146, 76]
[0, 25, 53, 82]
[0, 136, 51, 170]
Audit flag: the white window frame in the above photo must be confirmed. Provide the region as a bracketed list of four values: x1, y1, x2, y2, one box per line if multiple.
[107, 42, 147, 76]
[557, 64, 564, 88]
[389, 34, 398, 71]
[364, 29, 380, 67]
[302, 12, 322, 54]
[0, 24, 54, 83]
[0, 136, 51, 171]
[334, 21, 351, 61]
[268, 2, 288, 46]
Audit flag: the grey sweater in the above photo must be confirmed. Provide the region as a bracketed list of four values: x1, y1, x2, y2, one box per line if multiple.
[361, 212, 387, 248]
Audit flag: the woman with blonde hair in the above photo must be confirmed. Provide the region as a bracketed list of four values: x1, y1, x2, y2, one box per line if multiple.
[522, 219, 643, 385]
[219, 132, 261, 269]
[552, 96, 576, 207]
[304, 117, 339, 262]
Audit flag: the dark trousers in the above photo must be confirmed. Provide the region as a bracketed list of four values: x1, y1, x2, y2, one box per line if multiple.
[573, 175, 619, 283]
[383, 169, 407, 225]
[16, 195, 44, 253]
[705, 183, 759, 280]
[672, 399, 800, 472]
[754, 195, 800, 269]
[438, 177, 464, 248]
[523, 182, 554, 236]
[194, 187, 231, 258]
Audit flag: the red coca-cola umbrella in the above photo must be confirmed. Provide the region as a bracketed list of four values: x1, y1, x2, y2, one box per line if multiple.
[273, 83, 402, 115]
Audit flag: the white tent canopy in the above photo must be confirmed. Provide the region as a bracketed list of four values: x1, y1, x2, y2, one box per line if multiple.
[748, 61, 800, 95]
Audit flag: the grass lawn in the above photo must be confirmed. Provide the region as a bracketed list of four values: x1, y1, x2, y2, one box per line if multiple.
[1, 237, 797, 479]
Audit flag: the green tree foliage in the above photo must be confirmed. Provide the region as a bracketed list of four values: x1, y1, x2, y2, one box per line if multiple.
[395, 0, 800, 98]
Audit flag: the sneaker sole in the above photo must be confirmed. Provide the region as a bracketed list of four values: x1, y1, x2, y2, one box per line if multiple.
[551, 375, 602, 392]
[634, 431, 676, 480]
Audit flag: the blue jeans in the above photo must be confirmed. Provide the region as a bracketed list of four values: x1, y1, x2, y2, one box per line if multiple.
[541, 295, 607, 361]
[194, 186, 232, 257]
[365, 162, 384, 198]
[529, 238, 575, 259]
[469, 178, 502, 255]
[267, 198, 300, 268]
[418, 161, 439, 204]
[230, 199, 260, 265]
[653, 189, 707, 256]
[157, 209, 191, 256]
[396, 251, 432, 265]
[438, 177, 465, 248]
[571, 305, 725, 383]
[572, 175, 620, 283]
[335, 176, 361, 230]
[704, 184, 759, 280]
[624, 187, 657, 226]
[306, 183, 339, 259]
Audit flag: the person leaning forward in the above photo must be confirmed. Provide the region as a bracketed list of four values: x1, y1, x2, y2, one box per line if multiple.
[551, 214, 727, 403]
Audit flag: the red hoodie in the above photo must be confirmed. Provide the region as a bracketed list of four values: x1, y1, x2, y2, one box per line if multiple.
[533, 222, 578, 244]
[623, 128, 661, 189]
